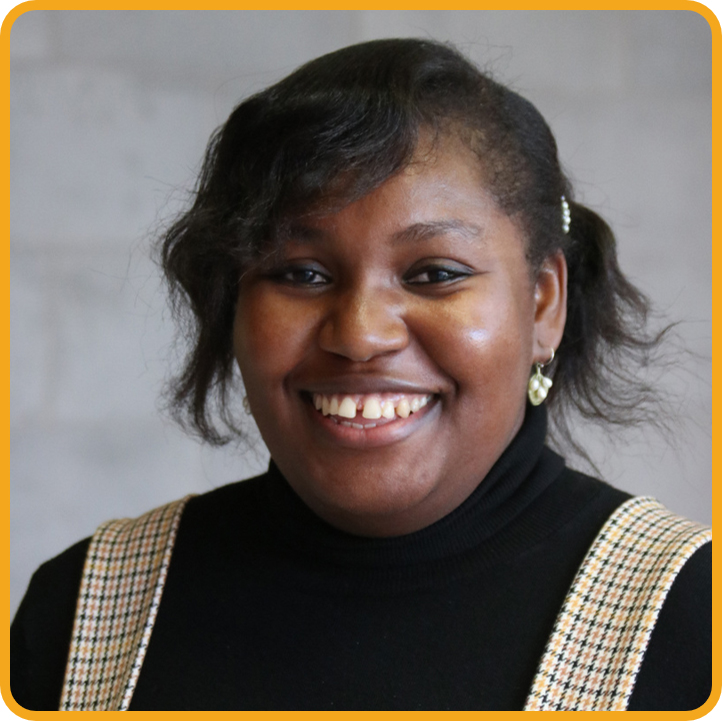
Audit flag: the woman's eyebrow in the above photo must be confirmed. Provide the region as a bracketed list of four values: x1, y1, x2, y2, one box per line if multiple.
[281, 218, 485, 244]
[392, 219, 485, 244]
[281, 223, 327, 243]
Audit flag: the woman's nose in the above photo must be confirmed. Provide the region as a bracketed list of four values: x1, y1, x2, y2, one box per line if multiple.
[318, 287, 409, 362]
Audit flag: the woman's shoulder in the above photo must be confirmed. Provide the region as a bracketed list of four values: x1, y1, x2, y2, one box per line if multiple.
[533, 463, 712, 711]
[11, 537, 90, 710]
[10, 473, 268, 711]
[629, 539, 712, 710]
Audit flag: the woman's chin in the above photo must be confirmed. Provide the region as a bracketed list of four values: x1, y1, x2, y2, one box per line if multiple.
[277, 456, 458, 537]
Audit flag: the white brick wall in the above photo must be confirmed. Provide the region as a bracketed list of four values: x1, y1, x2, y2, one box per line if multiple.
[10, 11, 712, 617]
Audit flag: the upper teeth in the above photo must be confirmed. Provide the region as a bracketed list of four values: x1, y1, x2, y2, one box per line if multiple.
[313, 393, 431, 420]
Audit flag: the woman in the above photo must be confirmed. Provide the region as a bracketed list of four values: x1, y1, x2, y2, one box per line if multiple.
[11, 38, 711, 712]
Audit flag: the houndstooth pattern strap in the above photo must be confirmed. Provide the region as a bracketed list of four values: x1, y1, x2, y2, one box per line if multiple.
[524, 496, 711, 711]
[59, 496, 192, 711]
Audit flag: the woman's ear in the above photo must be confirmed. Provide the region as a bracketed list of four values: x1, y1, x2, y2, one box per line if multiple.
[532, 251, 567, 363]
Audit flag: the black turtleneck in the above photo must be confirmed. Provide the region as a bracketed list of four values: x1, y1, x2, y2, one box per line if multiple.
[11, 406, 711, 711]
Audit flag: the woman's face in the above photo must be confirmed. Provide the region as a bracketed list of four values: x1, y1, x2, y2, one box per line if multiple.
[234, 139, 566, 537]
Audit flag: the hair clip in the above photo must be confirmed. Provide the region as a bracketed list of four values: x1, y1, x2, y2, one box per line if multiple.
[561, 196, 571, 234]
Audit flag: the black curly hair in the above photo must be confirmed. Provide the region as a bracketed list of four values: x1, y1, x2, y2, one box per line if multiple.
[159, 37, 664, 458]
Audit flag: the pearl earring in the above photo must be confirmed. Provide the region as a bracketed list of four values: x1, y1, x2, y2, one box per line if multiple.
[243, 396, 252, 415]
[528, 348, 555, 406]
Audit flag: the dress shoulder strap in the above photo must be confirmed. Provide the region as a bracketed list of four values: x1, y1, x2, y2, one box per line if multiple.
[59, 495, 193, 711]
[524, 496, 711, 711]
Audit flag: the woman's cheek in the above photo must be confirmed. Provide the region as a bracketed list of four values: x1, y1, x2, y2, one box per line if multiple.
[411, 292, 530, 385]
[235, 287, 316, 374]
[413, 295, 493, 357]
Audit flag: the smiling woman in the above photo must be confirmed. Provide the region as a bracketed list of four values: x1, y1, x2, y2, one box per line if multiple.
[234, 138, 565, 537]
[11, 38, 711, 712]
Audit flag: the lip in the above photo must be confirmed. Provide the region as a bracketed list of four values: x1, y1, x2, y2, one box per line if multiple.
[301, 390, 440, 449]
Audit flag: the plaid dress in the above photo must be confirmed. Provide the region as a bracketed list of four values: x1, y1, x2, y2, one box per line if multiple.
[59, 496, 710, 711]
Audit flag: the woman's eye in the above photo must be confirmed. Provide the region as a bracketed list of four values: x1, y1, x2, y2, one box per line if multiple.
[405, 266, 470, 285]
[278, 266, 330, 286]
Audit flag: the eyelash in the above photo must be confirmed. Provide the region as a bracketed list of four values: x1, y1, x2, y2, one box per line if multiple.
[276, 266, 330, 286]
[404, 265, 471, 285]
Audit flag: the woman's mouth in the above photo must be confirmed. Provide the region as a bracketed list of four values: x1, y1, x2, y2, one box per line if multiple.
[311, 392, 433, 429]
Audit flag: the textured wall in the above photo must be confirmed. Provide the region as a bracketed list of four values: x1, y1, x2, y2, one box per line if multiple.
[10, 11, 712, 617]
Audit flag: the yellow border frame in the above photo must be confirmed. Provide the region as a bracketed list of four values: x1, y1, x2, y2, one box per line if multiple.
[1, 5, 718, 719]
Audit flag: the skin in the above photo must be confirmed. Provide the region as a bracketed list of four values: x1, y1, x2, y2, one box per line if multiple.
[233, 138, 567, 537]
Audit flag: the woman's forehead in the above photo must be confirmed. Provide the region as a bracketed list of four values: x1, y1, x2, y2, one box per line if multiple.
[284, 134, 493, 226]
[278, 125, 484, 214]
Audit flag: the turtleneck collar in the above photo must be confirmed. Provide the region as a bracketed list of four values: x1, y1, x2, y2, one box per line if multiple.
[262, 404, 566, 575]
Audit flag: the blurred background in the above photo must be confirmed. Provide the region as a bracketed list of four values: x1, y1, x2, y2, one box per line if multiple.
[10, 11, 712, 617]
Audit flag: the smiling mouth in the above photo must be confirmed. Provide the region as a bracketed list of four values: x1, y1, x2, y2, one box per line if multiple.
[310, 392, 433, 429]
